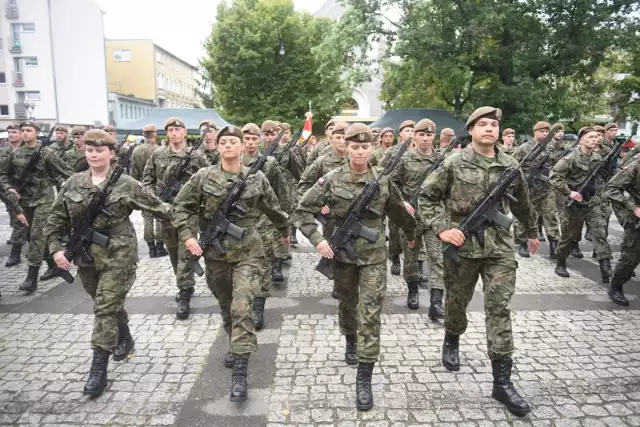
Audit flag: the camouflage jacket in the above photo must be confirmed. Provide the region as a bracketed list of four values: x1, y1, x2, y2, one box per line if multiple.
[607, 157, 640, 227]
[49, 140, 72, 158]
[622, 144, 640, 167]
[242, 153, 291, 214]
[369, 146, 389, 167]
[549, 149, 604, 207]
[205, 148, 220, 166]
[131, 142, 159, 181]
[392, 149, 440, 203]
[172, 165, 289, 262]
[294, 163, 416, 266]
[298, 151, 348, 198]
[306, 140, 330, 165]
[380, 143, 402, 167]
[512, 139, 554, 193]
[142, 144, 209, 203]
[44, 167, 172, 270]
[499, 145, 516, 156]
[63, 147, 89, 172]
[0, 143, 74, 207]
[271, 143, 304, 182]
[419, 144, 537, 259]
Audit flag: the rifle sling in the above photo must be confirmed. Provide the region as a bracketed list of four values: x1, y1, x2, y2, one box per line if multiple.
[93, 218, 132, 237]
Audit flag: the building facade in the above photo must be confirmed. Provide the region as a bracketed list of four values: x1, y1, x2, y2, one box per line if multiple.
[0, 0, 109, 130]
[105, 40, 201, 109]
[107, 92, 155, 127]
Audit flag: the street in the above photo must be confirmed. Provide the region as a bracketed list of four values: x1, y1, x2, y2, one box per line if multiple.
[1, 206, 639, 427]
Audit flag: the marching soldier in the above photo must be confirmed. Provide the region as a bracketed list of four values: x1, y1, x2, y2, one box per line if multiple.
[44, 129, 172, 397]
[306, 119, 335, 165]
[499, 128, 516, 156]
[294, 123, 416, 411]
[371, 127, 381, 149]
[173, 125, 290, 403]
[369, 127, 394, 166]
[1, 124, 27, 267]
[49, 125, 72, 158]
[437, 127, 456, 152]
[200, 120, 220, 165]
[63, 126, 89, 172]
[420, 107, 538, 417]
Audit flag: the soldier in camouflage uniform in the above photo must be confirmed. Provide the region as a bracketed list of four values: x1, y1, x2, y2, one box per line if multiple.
[551, 126, 612, 283]
[63, 126, 89, 172]
[368, 127, 394, 167]
[241, 123, 291, 331]
[199, 120, 220, 166]
[131, 124, 168, 258]
[49, 125, 72, 159]
[142, 117, 209, 319]
[0, 121, 74, 291]
[499, 128, 516, 156]
[420, 107, 538, 417]
[173, 125, 289, 402]
[306, 119, 335, 165]
[44, 129, 172, 397]
[371, 127, 381, 149]
[512, 122, 561, 258]
[392, 118, 444, 315]
[436, 128, 456, 152]
[1, 124, 27, 267]
[295, 123, 416, 411]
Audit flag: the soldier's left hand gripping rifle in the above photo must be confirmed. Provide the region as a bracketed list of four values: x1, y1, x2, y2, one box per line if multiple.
[315, 137, 413, 280]
[53, 166, 125, 283]
[442, 124, 562, 265]
[14, 126, 57, 198]
[158, 126, 210, 202]
[187, 129, 286, 276]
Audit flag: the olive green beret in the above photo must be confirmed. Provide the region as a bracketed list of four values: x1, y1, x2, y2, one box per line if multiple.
[593, 125, 605, 133]
[578, 126, 597, 140]
[533, 121, 550, 132]
[345, 123, 374, 143]
[440, 127, 455, 136]
[371, 127, 381, 134]
[502, 128, 515, 136]
[280, 122, 291, 131]
[71, 126, 86, 136]
[380, 127, 394, 137]
[84, 129, 116, 147]
[199, 120, 217, 130]
[143, 124, 157, 132]
[20, 120, 40, 131]
[215, 125, 244, 144]
[324, 119, 336, 130]
[6, 123, 19, 131]
[261, 120, 279, 133]
[398, 120, 415, 132]
[331, 121, 349, 135]
[102, 125, 117, 133]
[552, 123, 564, 131]
[54, 125, 69, 133]
[466, 107, 502, 129]
[414, 119, 436, 134]
[604, 122, 618, 131]
[164, 117, 185, 130]
[242, 123, 261, 136]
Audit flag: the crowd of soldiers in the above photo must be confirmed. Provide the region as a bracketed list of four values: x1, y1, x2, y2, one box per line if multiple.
[1, 107, 640, 416]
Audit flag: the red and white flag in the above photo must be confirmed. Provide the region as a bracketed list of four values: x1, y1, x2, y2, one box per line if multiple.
[301, 111, 313, 140]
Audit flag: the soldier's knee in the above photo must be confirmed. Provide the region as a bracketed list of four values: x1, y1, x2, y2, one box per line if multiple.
[231, 298, 251, 317]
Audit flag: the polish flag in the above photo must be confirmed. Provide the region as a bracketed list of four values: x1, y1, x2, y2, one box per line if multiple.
[301, 111, 313, 141]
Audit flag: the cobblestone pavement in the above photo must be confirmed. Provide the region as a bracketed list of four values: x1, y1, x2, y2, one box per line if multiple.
[1, 206, 640, 427]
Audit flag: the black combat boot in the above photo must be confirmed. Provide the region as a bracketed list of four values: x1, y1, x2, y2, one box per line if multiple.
[516, 243, 530, 258]
[356, 362, 374, 411]
[442, 332, 460, 371]
[570, 242, 583, 258]
[491, 357, 531, 416]
[555, 258, 570, 278]
[175, 287, 194, 320]
[83, 348, 110, 397]
[19, 266, 39, 292]
[290, 227, 298, 245]
[332, 285, 339, 299]
[272, 259, 284, 283]
[39, 259, 60, 281]
[548, 238, 558, 260]
[345, 335, 357, 365]
[609, 283, 629, 306]
[428, 289, 444, 320]
[230, 357, 248, 402]
[407, 282, 419, 310]
[599, 259, 611, 284]
[604, 259, 613, 276]
[112, 324, 135, 361]
[155, 241, 169, 257]
[147, 242, 157, 258]
[224, 350, 234, 368]
[538, 225, 545, 242]
[390, 255, 401, 275]
[5, 244, 22, 267]
[252, 297, 266, 331]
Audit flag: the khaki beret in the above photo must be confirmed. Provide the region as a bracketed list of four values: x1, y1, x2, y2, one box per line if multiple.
[593, 125, 605, 133]
[71, 126, 86, 136]
[502, 128, 515, 136]
[324, 119, 336, 130]
[380, 127, 394, 137]
[280, 122, 291, 131]
[552, 123, 564, 131]
[164, 117, 185, 130]
[54, 125, 69, 133]
[199, 120, 217, 130]
[6, 123, 19, 131]
[84, 129, 116, 147]
[345, 123, 374, 143]
[440, 128, 455, 136]
[398, 120, 415, 132]
[261, 120, 279, 133]
[331, 121, 349, 135]
[414, 119, 436, 134]
[578, 126, 597, 140]
[215, 125, 244, 144]
[142, 124, 157, 132]
[533, 121, 550, 132]
[604, 122, 618, 131]
[20, 120, 40, 131]
[371, 127, 381, 134]
[242, 123, 261, 136]
[102, 125, 116, 133]
[466, 107, 502, 129]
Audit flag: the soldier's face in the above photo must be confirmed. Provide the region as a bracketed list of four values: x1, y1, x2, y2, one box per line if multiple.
[263, 131, 277, 142]
[400, 127, 413, 141]
[73, 134, 84, 149]
[470, 118, 499, 145]
[243, 134, 260, 155]
[440, 133, 453, 146]
[86, 145, 114, 168]
[554, 130, 564, 140]
[219, 136, 243, 159]
[21, 127, 37, 142]
[330, 133, 346, 152]
[415, 131, 435, 150]
[55, 131, 67, 142]
[606, 128, 617, 139]
[381, 133, 394, 147]
[503, 134, 515, 146]
[7, 129, 20, 143]
[581, 131, 599, 150]
[534, 129, 549, 141]
[326, 126, 334, 138]
[201, 127, 216, 145]
[167, 126, 187, 144]
[283, 129, 291, 141]
[347, 141, 373, 166]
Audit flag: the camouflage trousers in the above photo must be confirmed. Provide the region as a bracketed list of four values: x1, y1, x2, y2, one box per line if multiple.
[257, 217, 276, 299]
[335, 261, 386, 364]
[22, 203, 53, 267]
[556, 204, 611, 260]
[400, 221, 444, 290]
[611, 225, 640, 287]
[388, 220, 402, 259]
[514, 188, 560, 244]
[162, 222, 195, 290]
[142, 211, 163, 243]
[78, 266, 136, 352]
[205, 258, 261, 357]
[443, 255, 516, 360]
[0, 191, 27, 244]
[273, 182, 294, 260]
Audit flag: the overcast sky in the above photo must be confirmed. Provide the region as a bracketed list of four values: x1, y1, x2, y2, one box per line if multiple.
[94, 0, 326, 67]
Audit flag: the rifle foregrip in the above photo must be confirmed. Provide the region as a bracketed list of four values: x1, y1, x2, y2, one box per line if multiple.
[315, 257, 334, 279]
[59, 269, 75, 284]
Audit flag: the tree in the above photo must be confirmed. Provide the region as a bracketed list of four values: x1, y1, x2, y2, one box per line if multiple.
[200, 0, 350, 126]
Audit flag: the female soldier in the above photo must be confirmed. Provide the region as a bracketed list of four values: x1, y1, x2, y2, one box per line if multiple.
[294, 123, 416, 411]
[44, 129, 172, 397]
[172, 125, 290, 403]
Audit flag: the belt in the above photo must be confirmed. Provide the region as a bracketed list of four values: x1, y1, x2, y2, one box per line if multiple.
[333, 218, 384, 227]
[233, 218, 257, 227]
[94, 218, 132, 237]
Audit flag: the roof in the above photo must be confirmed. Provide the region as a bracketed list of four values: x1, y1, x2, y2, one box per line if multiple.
[116, 108, 231, 133]
[369, 108, 468, 136]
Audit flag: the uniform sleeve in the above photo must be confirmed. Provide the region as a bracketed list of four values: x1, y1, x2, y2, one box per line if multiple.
[288, 149, 304, 181]
[384, 179, 416, 241]
[128, 180, 173, 221]
[142, 150, 157, 188]
[549, 157, 571, 197]
[44, 181, 72, 254]
[511, 144, 526, 162]
[172, 169, 203, 242]
[268, 161, 291, 214]
[258, 175, 290, 237]
[44, 149, 74, 186]
[294, 178, 330, 247]
[297, 158, 322, 198]
[418, 161, 451, 237]
[0, 150, 14, 192]
[509, 169, 538, 238]
[607, 163, 638, 213]
[390, 156, 405, 191]
[131, 149, 144, 181]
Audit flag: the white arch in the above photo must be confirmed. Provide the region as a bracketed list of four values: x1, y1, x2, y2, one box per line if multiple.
[350, 88, 371, 117]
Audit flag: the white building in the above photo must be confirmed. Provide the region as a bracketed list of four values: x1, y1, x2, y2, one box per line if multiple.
[107, 92, 155, 128]
[0, 0, 108, 130]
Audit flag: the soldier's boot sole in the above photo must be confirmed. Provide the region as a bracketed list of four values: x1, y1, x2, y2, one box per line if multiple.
[176, 301, 190, 320]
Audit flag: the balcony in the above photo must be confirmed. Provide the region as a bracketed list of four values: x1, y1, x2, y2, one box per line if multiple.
[12, 70, 23, 87]
[5, 2, 18, 19]
[8, 36, 21, 54]
[14, 103, 26, 119]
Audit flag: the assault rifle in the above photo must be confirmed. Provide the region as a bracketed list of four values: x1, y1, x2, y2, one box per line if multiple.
[15, 126, 57, 197]
[442, 124, 562, 264]
[527, 138, 580, 185]
[158, 126, 210, 202]
[187, 129, 286, 276]
[567, 136, 628, 207]
[315, 137, 413, 279]
[55, 166, 125, 283]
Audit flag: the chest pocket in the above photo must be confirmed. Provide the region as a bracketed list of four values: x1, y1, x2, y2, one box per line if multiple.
[64, 189, 88, 220]
[201, 180, 229, 216]
[365, 183, 388, 219]
[329, 184, 354, 217]
[237, 184, 261, 212]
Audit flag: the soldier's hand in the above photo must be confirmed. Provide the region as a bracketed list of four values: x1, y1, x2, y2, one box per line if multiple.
[404, 201, 415, 217]
[321, 205, 330, 215]
[439, 229, 465, 247]
[8, 188, 20, 199]
[634, 207, 640, 218]
[282, 236, 290, 248]
[184, 238, 203, 256]
[16, 214, 28, 226]
[569, 191, 583, 202]
[528, 238, 540, 255]
[53, 251, 71, 271]
[315, 240, 334, 259]
[408, 240, 415, 248]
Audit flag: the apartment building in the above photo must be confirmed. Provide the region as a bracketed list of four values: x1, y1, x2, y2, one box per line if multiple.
[0, 0, 109, 130]
[105, 40, 201, 109]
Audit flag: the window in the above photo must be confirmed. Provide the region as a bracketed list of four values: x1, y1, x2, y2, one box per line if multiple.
[20, 23, 36, 32]
[24, 57, 38, 66]
[156, 52, 163, 63]
[25, 91, 40, 101]
[0, 105, 8, 116]
[0, 73, 6, 84]
[113, 50, 131, 62]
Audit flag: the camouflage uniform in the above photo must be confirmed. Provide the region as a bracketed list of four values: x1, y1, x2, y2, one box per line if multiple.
[379, 142, 407, 268]
[298, 151, 348, 199]
[49, 138, 72, 159]
[205, 148, 220, 166]
[63, 147, 89, 172]
[0, 142, 26, 246]
[499, 145, 516, 156]
[622, 144, 640, 167]
[131, 141, 163, 246]
[306, 139, 330, 165]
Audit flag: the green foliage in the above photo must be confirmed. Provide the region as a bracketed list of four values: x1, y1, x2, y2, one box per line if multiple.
[200, 0, 350, 126]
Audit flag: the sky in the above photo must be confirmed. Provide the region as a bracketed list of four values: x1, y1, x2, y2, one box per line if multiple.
[94, 0, 326, 67]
